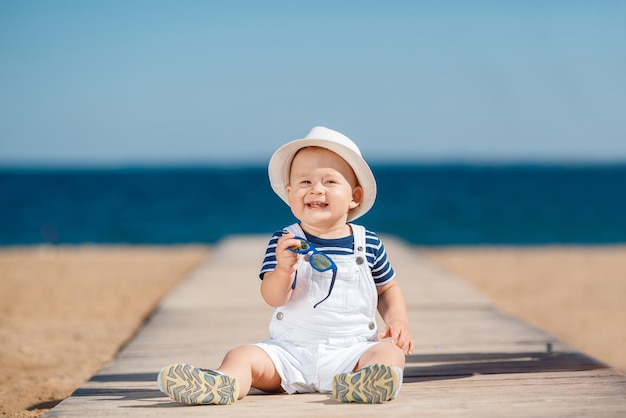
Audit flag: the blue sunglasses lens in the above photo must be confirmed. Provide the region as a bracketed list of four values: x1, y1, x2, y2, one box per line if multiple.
[290, 240, 311, 253]
[309, 253, 334, 271]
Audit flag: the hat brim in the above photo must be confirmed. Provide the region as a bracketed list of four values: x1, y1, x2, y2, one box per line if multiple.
[268, 138, 376, 222]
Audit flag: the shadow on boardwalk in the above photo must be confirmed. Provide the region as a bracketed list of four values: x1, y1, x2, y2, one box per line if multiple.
[405, 349, 608, 382]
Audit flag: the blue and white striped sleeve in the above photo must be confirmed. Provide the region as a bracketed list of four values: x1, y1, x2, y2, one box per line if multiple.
[365, 231, 396, 286]
[259, 231, 285, 279]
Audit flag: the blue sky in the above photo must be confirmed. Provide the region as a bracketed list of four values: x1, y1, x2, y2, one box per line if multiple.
[1, 1, 625, 166]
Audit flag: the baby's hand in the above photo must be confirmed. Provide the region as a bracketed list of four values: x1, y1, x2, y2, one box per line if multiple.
[379, 319, 414, 355]
[274, 233, 300, 275]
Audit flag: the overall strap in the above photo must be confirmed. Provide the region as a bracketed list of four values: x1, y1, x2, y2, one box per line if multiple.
[349, 223, 367, 258]
[285, 223, 365, 255]
[284, 223, 304, 237]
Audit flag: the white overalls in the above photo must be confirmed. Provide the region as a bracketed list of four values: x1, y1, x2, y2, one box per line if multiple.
[254, 223, 381, 394]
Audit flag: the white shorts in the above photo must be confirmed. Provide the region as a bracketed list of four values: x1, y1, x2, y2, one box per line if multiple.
[254, 338, 379, 394]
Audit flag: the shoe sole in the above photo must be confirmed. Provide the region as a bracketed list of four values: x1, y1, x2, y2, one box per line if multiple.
[158, 364, 239, 405]
[332, 364, 401, 403]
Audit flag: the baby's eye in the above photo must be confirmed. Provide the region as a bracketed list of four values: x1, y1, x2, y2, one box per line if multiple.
[300, 180, 312, 185]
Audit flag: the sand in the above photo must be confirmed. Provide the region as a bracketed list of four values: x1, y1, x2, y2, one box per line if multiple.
[1, 244, 625, 417]
[0, 246, 209, 418]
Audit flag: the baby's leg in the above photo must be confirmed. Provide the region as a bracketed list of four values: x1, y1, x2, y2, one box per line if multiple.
[217, 344, 284, 399]
[354, 340, 405, 370]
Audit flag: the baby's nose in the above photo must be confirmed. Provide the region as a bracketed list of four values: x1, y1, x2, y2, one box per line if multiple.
[310, 181, 325, 193]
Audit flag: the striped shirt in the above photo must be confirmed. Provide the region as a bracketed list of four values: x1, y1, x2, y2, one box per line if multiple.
[259, 227, 396, 286]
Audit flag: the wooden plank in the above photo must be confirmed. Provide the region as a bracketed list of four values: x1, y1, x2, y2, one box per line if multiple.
[44, 236, 626, 417]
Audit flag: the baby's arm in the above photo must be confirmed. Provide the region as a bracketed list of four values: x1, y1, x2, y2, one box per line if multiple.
[377, 281, 414, 355]
[260, 233, 300, 307]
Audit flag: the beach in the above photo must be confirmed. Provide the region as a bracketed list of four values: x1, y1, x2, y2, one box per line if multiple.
[0, 246, 209, 417]
[1, 244, 625, 417]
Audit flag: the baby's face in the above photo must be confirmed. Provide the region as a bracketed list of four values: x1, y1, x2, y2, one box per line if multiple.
[286, 147, 362, 230]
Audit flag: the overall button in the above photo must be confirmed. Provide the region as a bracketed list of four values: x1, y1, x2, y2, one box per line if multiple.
[357, 246, 364, 252]
[276, 312, 284, 320]
[356, 256, 364, 265]
[369, 322, 376, 330]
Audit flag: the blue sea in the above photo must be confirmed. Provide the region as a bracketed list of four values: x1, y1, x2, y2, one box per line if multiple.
[1, 164, 625, 246]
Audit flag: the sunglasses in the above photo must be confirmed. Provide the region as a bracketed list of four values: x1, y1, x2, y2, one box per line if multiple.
[289, 236, 338, 308]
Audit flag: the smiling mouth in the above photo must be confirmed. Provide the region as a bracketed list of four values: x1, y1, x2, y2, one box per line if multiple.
[306, 202, 328, 209]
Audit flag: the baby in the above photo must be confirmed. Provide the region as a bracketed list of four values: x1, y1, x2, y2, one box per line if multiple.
[158, 126, 414, 404]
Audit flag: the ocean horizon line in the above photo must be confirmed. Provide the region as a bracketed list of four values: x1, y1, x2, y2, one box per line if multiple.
[2, 158, 626, 173]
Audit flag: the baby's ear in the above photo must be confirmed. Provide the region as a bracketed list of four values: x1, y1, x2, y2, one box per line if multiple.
[350, 185, 364, 209]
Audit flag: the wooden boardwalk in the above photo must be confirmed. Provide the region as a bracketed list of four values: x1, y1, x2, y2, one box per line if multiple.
[44, 236, 626, 417]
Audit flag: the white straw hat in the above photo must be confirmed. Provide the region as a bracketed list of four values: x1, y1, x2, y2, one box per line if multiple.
[268, 126, 377, 222]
